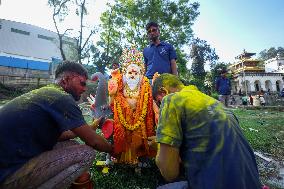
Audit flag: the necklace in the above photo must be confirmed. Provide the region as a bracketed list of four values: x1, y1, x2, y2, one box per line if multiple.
[116, 83, 149, 131]
[124, 84, 139, 98]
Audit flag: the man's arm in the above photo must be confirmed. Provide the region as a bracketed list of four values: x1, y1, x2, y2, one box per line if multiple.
[58, 130, 77, 141]
[156, 143, 180, 182]
[58, 117, 102, 141]
[71, 124, 112, 153]
[170, 59, 178, 76]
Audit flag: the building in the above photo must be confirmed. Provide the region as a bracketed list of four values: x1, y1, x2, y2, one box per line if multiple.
[229, 50, 284, 95]
[265, 53, 284, 73]
[0, 19, 77, 85]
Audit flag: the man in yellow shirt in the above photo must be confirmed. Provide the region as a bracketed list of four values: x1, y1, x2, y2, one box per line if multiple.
[150, 73, 261, 189]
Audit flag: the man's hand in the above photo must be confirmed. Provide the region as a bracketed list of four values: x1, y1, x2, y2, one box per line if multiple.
[90, 117, 103, 130]
[152, 72, 160, 85]
[147, 136, 157, 150]
[58, 130, 77, 141]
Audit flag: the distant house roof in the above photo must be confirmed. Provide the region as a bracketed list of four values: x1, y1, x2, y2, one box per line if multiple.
[235, 49, 256, 60]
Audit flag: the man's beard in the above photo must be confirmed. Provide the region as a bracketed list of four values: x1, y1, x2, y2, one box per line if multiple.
[149, 35, 159, 42]
[123, 76, 140, 90]
[66, 89, 81, 101]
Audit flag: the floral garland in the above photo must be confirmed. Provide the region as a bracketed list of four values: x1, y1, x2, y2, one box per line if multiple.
[115, 79, 150, 131]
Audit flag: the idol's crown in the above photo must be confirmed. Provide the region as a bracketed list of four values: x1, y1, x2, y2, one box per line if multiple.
[120, 46, 145, 74]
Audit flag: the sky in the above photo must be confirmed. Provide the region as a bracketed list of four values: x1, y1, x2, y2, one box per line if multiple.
[192, 0, 284, 63]
[0, 0, 284, 63]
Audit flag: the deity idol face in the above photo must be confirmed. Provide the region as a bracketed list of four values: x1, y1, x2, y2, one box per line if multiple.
[123, 64, 142, 90]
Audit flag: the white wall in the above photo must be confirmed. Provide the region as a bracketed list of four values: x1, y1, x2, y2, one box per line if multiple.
[235, 73, 283, 93]
[265, 57, 284, 73]
[0, 19, 61, 61]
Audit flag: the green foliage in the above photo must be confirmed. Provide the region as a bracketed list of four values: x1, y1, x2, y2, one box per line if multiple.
[258, 46, 284, 60]
[98, 0, 200, 76]
[190, 38, 219, 90]
[90, 43, 122, 74]
[190, 43, 205, 82]
[232, 109, 284, 159]
[0, 83, 45, 100]
[90, 162, 162, 189]
[176, 49, 189, 80]
[48, 0, 95, 63]
[210, 92, 219, 100]
[47, 0, 71, 19]
[211, 62, 228, 78]
[86, 108, 284, 188]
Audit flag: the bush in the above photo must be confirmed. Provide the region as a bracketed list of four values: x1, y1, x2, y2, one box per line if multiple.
[0, 83, 47, 100]
[210, 92, 219, 100]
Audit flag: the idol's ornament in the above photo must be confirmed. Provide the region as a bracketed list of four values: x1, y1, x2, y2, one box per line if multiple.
[109, 46, 156, 164]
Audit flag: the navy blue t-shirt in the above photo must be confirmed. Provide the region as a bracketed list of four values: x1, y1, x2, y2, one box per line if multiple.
[0, 84, 86, 183]
[143, 41, 177, 79]
[216, 77, 231, 95]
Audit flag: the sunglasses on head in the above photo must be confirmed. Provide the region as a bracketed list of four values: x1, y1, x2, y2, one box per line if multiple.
[147, 28, 158, 34]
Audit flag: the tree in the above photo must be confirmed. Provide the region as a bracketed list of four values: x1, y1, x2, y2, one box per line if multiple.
[48, 0, 96, 63]
[98, 0, 200, 76]
[48, 0, 72, 61]
[75, 0, 96, 64]
[190, 43, 205, 86]
[258, 47, 284, 61]
[211, 62, 229, 83]
[190, 38, 219, 90]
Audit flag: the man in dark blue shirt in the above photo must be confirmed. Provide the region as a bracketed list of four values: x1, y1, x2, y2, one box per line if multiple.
[0, 61, 112, 189]
[143, 22, 178, 81]
[216, 69, 231, 107]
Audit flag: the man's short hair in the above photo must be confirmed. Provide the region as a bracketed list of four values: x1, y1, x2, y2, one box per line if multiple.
[220, 69, 227, 74]
[146, 21, 159, 31]
[152, 73, 184, 98]
[55, 60, 88, 79]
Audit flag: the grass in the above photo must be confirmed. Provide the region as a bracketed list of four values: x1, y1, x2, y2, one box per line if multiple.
[232, 108, 284, 160]
[1, 93, 282, 188]
[232, 108, 284, 189]
[90, 162, 162, 189]
[88, 108, 284, 189]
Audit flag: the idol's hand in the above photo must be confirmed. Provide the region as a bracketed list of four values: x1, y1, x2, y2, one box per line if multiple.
[108, 79, 118, 95]
[152, 72, 160, 85]
[87, 94, 96, 110]
[147, 136, 157, 150]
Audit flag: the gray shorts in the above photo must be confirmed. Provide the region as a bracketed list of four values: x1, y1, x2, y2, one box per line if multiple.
[0, 140, 96, 189]
[218, 95, 230, 107]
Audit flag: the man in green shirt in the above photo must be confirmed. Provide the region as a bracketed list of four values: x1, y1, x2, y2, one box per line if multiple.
[150, 73, 261, 189]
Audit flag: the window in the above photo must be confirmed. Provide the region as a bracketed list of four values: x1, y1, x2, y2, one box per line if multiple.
[38, 34, 54, 41]
[11, 28, 30, 35]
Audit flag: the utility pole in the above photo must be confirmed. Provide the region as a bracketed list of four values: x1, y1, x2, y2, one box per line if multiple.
[241, 58, 248, 96]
